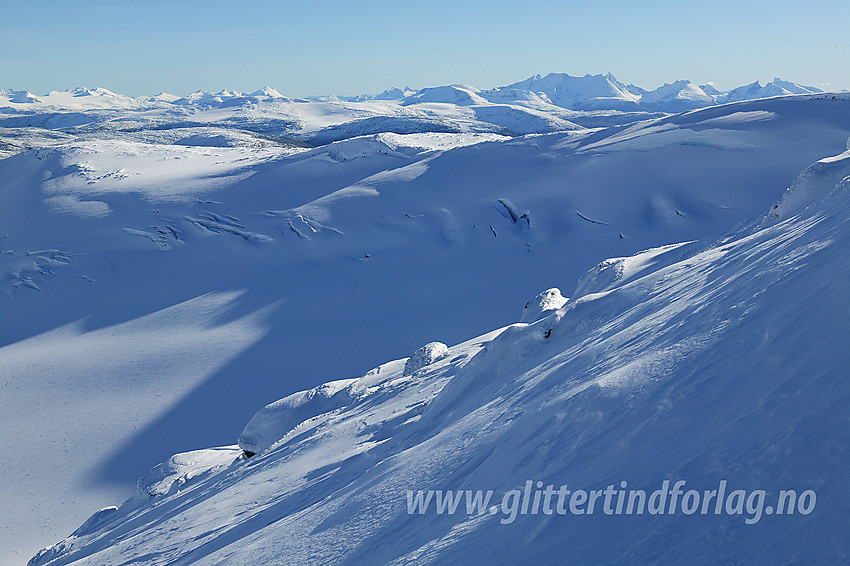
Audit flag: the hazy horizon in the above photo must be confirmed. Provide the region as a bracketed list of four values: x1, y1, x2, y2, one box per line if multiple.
[2, 0, 848, 97]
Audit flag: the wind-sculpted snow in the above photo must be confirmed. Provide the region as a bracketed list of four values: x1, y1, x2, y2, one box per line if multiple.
[765, 143, 850, 223]
[136, 447, 242, 498]
[237, 341, 449, 458]
[572, 241, 695, 298]
[238, 379, 356, 456]
[27, 149, 850, 564]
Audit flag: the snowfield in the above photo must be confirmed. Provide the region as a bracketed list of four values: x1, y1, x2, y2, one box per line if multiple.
[1, 77, 849, 565]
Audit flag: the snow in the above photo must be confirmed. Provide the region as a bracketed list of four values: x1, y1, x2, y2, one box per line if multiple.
[496, 72, 642, 110]
[137, 447, 242, 497]
[249, 86, 285, 99]
[520, 288, 568, 323]
[6, 87, 144, 110]
[402, 85, 489, 106]
[238, 379, 356, 455]
[38, 140, 287, 204]
[721, 78, 824, 104]
[26, 159, 850, 563]
[765, 146, 850, 222]
[2, 79, 850, 564]
[573, 241, 693, 298]
[1, 74, 836, 154]
[0, 292, 271, 563]
[691, 110, 777, 127]
[576, 124, 754, 153]
[403, 342, 449, 376]
[639, 80, 716, 111]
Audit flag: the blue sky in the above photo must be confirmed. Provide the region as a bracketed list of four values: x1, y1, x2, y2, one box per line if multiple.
[2, 0, 848, 96]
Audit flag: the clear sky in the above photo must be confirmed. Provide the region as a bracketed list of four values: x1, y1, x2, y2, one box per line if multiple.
[2, 0, 848, 97]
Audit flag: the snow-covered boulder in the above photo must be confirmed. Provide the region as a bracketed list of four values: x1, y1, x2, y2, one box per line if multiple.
[137, 447, 241, 497]
[403, 342, 449, 376]
[520, 288, 568, 323]
[237, 379, 355, 456]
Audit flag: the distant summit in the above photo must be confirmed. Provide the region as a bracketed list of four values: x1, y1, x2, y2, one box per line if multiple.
[372, 86, 416, 101]
[639, 80, 716, 111]
[494, 72, 641, 110]
[401, 85, 488, 106]
[722, 78, 823, 103]
[249, 85, 285, 98]
[0, 88, 40, 104]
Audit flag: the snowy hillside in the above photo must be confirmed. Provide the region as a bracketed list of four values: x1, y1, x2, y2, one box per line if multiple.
[25, 137, 850, 566]
[2, 88, 850, 564]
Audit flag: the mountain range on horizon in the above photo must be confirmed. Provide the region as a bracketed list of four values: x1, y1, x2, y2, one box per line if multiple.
[3, 72, 844, 159]
[0, 72, 839, 113]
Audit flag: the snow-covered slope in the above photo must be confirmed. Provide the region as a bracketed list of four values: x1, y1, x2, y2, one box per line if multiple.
[27, 140, 850, 565]
[3, 93, 850, 564]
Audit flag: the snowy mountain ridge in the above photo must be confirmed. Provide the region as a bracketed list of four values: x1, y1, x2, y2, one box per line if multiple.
[0, 73, 827, 114]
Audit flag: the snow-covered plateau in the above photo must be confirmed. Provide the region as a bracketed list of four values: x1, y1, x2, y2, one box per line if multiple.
[1, 75, 849, 565]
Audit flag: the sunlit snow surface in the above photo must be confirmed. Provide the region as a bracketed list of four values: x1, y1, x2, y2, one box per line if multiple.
[1, 90, 849, 564]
